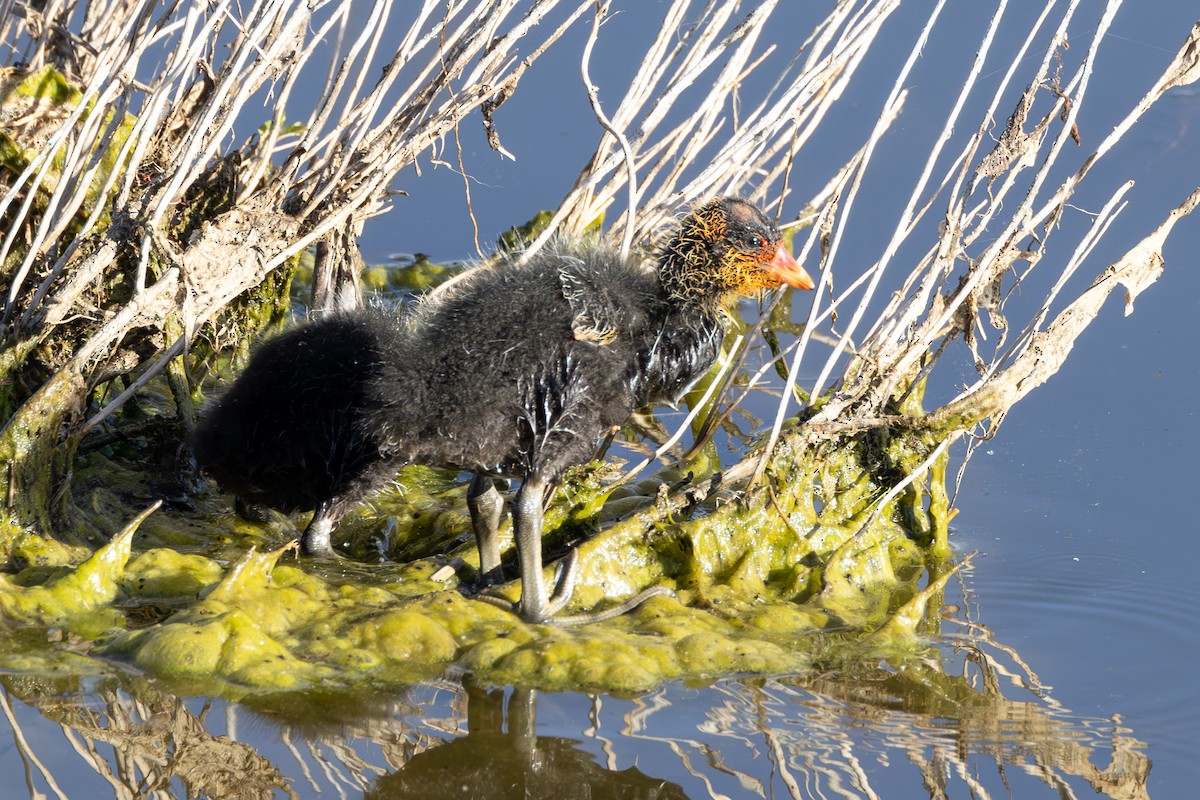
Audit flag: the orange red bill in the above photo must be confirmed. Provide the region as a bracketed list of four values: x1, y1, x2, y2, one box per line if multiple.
[767, 243, 815, 290]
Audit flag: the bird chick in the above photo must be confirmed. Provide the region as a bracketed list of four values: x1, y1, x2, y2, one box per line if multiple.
[192, 196, 813, 624]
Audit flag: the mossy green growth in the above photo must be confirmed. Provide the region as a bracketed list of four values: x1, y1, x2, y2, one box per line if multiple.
[497, 210, 556, 254]
[363, 254, 463, 295]
[293, 251, 464, 307]
[7, 66, 82, 105]
[0, 385, 959, 698]
[0, 504, 149, 629]
[0, 65, 133, 245]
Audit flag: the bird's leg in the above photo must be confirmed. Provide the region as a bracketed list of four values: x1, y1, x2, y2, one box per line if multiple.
[479, 474, 676, 626]
[468, 473, 505, 585]
[539, 546, 677, 626]
[301, 500, 341, 557]
[512, 474, 555, 624]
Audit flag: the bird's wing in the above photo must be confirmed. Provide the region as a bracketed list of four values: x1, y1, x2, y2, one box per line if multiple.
[558, 259, 621, 345]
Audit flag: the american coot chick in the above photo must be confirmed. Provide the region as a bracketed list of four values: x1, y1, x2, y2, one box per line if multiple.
[192, 197, 814, 624]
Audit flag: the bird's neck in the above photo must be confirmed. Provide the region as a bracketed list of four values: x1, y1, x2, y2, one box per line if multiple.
[657, 235, 730, 310]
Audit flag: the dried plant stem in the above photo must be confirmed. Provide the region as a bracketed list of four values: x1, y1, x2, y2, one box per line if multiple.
[580, 1, 638, 259]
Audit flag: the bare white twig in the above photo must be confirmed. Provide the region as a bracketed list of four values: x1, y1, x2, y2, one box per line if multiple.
[580, 1, 638, 259]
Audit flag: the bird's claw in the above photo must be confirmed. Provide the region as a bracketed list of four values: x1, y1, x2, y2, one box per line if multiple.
[550, 584, 676, 628]
[474, 590, 519, 614]
[545, 549, 580, 617]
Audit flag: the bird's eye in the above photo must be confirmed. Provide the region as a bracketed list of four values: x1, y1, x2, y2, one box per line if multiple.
[743, 232, 767, 251]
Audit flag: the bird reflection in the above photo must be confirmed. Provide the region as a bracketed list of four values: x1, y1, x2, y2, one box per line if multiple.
[365, 684, 688, 800]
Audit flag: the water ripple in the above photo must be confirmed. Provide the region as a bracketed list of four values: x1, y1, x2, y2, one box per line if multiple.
[953, 549, 1200, 764]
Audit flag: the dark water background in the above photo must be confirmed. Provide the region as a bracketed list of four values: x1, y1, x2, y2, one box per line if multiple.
[2, 1, 1198, 797]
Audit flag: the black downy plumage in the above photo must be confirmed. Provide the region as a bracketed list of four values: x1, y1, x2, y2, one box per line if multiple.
[192, 196, 814, 624]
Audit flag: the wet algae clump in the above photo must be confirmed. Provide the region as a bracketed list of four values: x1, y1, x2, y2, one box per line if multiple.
[0, 395, 961, 696]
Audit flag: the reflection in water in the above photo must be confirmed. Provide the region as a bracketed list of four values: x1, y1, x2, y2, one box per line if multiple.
[364, 686, 687, 799]
[0, 675, 295, 799]
[706, 669, 1147, 800]
[0, 615, 1149, 799]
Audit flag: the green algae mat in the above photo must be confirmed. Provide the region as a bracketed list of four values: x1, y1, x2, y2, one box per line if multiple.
[0, 416, 960, 698]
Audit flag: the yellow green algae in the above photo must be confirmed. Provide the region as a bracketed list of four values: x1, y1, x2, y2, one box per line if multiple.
[0, 382, 963, 698]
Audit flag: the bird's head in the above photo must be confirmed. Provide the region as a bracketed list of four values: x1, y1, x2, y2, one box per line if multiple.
[658, 196, 814, 307]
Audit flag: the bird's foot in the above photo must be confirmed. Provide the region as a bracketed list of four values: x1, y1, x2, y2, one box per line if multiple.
[473, 548, 674, 627]
[544, 548, 581, 617]
[548, 584, 675, 628]
[474, 589, 519, 614]
[300, 543, 350, 562]
[475, 563, 506, 589]
[299, 516, 349, 561]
